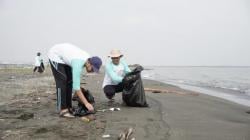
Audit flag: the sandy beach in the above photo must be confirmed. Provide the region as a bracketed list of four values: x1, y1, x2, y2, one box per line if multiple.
[0, 67, 249, 140]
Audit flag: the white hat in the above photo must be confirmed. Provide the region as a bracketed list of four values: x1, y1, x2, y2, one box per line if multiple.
[108, 50, 123, 58]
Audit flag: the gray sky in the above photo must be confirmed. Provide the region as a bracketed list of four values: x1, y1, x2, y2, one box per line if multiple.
[0, 0, 250, 66]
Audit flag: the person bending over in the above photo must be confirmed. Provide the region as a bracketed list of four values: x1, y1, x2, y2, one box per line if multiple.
[48, 43, 102, 118]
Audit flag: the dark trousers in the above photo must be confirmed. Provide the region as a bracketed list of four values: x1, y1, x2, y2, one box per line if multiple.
[103, 83, 124, 99]
[50, 61, 73, 111]
[33, 64, 45, 73]
[33, 66, 41, 72]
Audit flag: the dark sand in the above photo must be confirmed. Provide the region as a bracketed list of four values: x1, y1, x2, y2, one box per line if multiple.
[0, 67, 249, 140]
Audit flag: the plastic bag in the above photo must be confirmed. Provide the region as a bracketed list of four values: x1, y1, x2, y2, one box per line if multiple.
[73, 88, 95, 117]
[122, 65, 148, 107]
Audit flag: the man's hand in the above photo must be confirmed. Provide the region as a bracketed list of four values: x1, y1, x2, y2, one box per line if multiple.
[85, 102, 94, 111]
[76, 90, 94, 111]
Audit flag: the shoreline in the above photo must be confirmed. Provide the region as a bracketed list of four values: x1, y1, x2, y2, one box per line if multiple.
[144, 78, 250, 107]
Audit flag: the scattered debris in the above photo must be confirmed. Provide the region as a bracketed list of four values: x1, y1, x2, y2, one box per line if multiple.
[97, 107, 121, 112]
[109, 107, 120, 111]
[80, 114, 96, 122]
[2, 130, 28, 139]
[102, 134, 111, 138]
[95, 121, 105, 129]
[81, 117, 90, 122]
[144, 88, 199, 96]
[9, 76, 16, 80]
[17, 113, 34, 120]
[35, 128, 49, 134]
[118, 127, 134, 140]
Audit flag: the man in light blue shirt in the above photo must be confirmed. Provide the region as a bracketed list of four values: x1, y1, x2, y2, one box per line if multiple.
[48, 43, 102, 118]
[102, 50, 131, 100]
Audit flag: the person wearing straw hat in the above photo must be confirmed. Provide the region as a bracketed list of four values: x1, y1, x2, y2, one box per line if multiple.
[102, 49, 131, 100]
[48, 43, 102, 118]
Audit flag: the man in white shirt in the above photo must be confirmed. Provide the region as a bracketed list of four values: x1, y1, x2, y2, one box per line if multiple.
[33, 52, 43, 73]
[48, 43, 102, 118]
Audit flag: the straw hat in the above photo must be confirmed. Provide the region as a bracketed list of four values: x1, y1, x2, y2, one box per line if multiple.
[108, 50, 123, 58]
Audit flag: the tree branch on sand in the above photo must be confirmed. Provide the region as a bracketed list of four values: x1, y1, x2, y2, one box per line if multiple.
[144, 88, 199, 96]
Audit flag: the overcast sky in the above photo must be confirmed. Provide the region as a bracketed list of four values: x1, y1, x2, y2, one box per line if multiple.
[0, 0, 249, 66]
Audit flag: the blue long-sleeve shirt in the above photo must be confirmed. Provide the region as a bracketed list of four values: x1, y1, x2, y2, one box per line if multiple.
[102, 59, 131, 87]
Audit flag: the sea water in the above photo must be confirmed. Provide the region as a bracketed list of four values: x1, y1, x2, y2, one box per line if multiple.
[142, 66, 250, 107]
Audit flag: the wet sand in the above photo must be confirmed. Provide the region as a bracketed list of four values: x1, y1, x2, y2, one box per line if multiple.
[0, 67, 249, 140]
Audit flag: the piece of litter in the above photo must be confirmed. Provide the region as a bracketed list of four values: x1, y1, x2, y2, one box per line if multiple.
[102, 134, 110, 138]
[81, 117, 90, 122]
[97, 109, 106, 112]
[97, 108, 121, 112]
[116, 108, 121, 111]
[109, 108, 114, 111]
[109, 108, 121, 111]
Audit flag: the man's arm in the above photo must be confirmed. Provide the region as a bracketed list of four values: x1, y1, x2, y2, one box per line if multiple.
[71, 59, 94, 111]
[75, 90, 94, 111]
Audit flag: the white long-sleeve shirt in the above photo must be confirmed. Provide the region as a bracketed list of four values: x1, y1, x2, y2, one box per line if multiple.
[48, 43, 90, 65]
[48, 43, 90, 90]
[34, 56, 42, 66]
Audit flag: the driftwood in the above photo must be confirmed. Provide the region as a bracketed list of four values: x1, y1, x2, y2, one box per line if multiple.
[144, 88, 199, 96]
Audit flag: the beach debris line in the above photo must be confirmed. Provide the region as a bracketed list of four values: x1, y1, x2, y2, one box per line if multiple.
[0, 112, 34, 121]
[144, 87, 199, 96]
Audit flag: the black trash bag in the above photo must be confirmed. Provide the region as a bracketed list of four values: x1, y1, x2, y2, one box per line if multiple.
[122, 65, 149, 107]
[73, 88, 95, 117]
